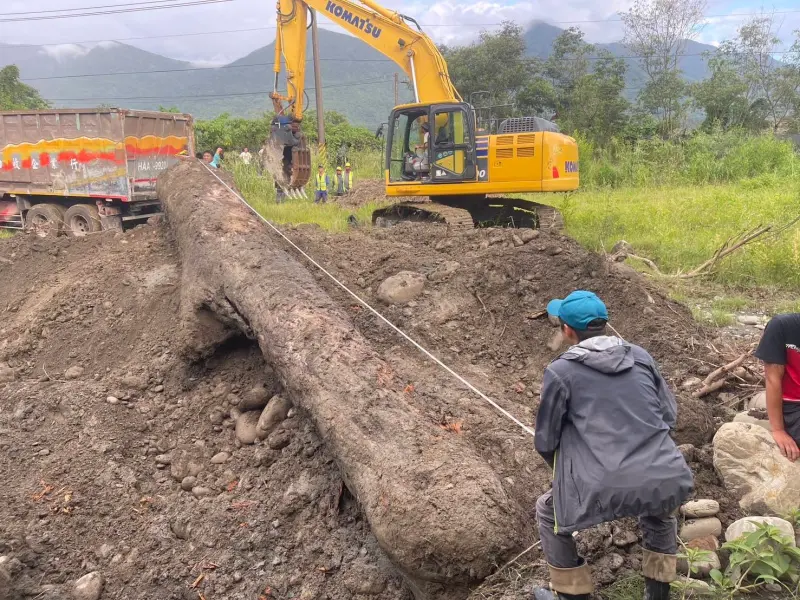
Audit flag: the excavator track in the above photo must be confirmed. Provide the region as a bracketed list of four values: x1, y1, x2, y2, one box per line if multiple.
[373, 202, 475, 229]
[372, 197, 564, 232]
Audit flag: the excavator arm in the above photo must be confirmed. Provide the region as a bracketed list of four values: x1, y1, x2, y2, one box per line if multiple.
[271, 0, 461, 122]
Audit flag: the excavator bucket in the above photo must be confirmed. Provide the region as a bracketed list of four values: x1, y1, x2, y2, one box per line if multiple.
[261, 117, 312, 192]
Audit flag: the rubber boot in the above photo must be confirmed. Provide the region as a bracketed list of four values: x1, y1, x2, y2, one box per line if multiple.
[531, 562, 593, 600]
[643, 578, 671, 600]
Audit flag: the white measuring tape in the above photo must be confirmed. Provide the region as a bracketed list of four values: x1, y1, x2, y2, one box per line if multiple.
[200, 164, 536, 438]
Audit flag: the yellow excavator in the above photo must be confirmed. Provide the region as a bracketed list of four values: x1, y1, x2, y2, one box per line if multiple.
[265, 0, 579, 228]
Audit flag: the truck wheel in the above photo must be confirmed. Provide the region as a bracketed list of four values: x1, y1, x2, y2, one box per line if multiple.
[64, 204, 102, 237]
[25, 203, 66, 237]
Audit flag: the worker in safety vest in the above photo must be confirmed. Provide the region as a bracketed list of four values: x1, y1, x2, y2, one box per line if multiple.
[314, 165, 330, 204]
[344, 162, 354, 193]
[334, 167, 345, 196]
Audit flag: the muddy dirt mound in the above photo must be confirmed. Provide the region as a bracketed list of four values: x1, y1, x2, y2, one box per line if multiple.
[0, 218, 746, 600]
[0, 227, 409, 600]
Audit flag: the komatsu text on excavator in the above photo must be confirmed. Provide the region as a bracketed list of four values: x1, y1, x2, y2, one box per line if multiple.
[264, 0, 579, 229]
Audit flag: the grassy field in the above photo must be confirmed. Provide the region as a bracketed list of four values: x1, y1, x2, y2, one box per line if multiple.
[548, 178, 800, 289]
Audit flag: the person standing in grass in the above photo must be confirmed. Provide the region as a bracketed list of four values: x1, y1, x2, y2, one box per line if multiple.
[315, 165, 330, 204]
[344, 162, 354, 193]
[334, 166, 345, 197]
[239, 147, 252, 165]
[532, 290, 693, 600]
[755, 313, 800, 462]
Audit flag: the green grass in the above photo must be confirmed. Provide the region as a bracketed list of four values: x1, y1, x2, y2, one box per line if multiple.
[548, 180, 800, 289]
[227, 157, 386, 232]
[0, 230, 14, 238]
[599, 575, 645, 600]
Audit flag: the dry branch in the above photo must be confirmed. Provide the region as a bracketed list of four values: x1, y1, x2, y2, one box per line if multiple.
[692, 353, 751, 398]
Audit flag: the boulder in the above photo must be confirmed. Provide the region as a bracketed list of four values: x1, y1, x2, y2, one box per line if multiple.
[377, 271, 425, 305]
[713, 422, 800, 515]
[681, 500, 720, 519]
[725, 517, 796, 546]
[64, 366, 84, 380]
[517, 229, 539, 244]
[745, 391, 767, 411]
[732, 411, 771, 432]
[239, 385, 271, 412]
[256, 395, 292, 438]
[680, 518, 722, 541]
[234, 411, 261, 445]
[73, 572, 103, 600]
[678, 551, 720, 578]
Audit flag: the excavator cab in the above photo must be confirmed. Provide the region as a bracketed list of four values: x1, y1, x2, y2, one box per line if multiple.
[386, 102, 477, 185]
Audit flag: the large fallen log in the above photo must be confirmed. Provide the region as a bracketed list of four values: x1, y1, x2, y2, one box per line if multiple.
[158, 160, 526, 597]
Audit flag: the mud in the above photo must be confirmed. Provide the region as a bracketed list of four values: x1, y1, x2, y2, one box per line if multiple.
[0, 210, 748, 599]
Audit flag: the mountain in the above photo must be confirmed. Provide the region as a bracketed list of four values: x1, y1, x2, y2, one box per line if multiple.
[523, 22, 717, 97]
[2, 23, 718, 125]
[1, 30, 412, 128]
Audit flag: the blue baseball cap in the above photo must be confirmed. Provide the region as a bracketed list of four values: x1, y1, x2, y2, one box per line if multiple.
[547, 290, 608, 331]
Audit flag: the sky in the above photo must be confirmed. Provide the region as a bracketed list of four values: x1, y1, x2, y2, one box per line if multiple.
[0, 0, 798, 65]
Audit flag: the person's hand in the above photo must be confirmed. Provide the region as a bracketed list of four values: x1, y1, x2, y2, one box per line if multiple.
[216, 147, 223, 154]
[772, 430, 800, 462]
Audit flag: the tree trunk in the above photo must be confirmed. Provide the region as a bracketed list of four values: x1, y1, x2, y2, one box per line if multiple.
[157, 160, 526, 597]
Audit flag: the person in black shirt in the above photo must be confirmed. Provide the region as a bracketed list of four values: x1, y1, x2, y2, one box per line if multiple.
[753, 313, 800, 462]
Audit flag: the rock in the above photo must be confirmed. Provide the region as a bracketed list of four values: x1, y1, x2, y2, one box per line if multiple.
[240, 385, 271, 412]
[428, 261, 461, 282]
[0, 363, 16, 383]
[547, 246, 563, 256]
[678, 551, 720, 578]
[234, 411, 261, 445]
[737, 315, 760, 326]
[518, 229, 539, 243]
[612, 530, 638, 547]
[681, 377, 702, 390]
[256, 396, 293, 438]
[268, 431, 291, 450]
[713, 422, 800, 515]
[120, 373, 148, 390]
[680, 518, 722, 541]
[744, 390, 767, 411]
[681, 500, 720, 519]
[73, 572, 104, 600]
[600, 553, 625, 571]
[725, 517, 796, 546]
[210, 452, 229, 464]
[98, 544, 113, 560]
[511, 234, 524, 247]
[170, 450, 204, 482]
[152, 384, 164, 393]
[685, 535, 720, 551]
[106, 396, 119, 405]
[376, 271, 425, 305]
[732, 411, 771, 431]
[0, 564, 11, 600]
[170, 517, 190, 540]
[678, 444, 697, 462]
[180, 476, 196, 492]
[209, 411, 224, 425]
[38, 448, 50, 456]
[154, 454, 171, 465]
[64, 366, 84, 380]
[191, 486, 215, 499]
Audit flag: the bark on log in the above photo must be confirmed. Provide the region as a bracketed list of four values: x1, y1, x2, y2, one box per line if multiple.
[158, 161, 526, 595]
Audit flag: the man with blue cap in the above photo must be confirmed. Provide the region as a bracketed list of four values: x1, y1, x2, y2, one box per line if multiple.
[532, 291, 693, 600]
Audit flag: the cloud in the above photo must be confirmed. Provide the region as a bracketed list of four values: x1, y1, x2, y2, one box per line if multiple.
[39, 44, 92, 61]
[0, 0, 797, 64]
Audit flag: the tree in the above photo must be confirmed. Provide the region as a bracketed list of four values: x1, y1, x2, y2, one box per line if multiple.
[720, 17, 800, 132]
[442, 22, 533, 107]
[0, 65, 49, 110]
[691, 53, 767, 131]
[540, 29, 630, 145]
[621, 0, 707, 135]
[158, 105, 182, 113]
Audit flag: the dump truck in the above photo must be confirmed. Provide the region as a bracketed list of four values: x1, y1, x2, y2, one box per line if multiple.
[0, 109, 194, 236]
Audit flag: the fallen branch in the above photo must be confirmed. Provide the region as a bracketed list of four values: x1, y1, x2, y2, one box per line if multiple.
[692, 353, 751, 398]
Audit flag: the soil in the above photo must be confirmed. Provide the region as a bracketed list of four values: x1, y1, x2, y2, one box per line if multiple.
[0, 206, 754, 599]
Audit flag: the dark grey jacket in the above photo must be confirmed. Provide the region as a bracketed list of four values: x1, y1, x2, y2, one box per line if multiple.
[535, 336, 693, 533]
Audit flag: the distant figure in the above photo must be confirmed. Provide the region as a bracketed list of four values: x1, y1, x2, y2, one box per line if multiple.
[334, 166, 345, 197]
[314, 165, 329, 204]
[275, 181, 287, 204]
[239, 147, 252, 165]
[343, 162, 354, 193]
[375, 123, 385, 139]
[210, 147, 223, 168]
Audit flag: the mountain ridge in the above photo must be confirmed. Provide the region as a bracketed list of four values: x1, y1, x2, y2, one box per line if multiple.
[2, 23, 718, 126]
